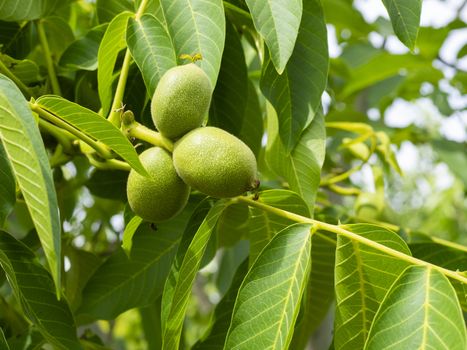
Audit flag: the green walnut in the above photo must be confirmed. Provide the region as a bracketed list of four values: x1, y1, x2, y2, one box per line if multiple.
[127, 147, 190, 222]
[173, 127, 259, 198]
[151, 63, 212, 140]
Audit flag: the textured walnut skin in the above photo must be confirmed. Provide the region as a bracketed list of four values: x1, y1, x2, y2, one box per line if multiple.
[127, 147, 190, 222]
[151, 63, 212, 140]
[173, 127, 258, 198]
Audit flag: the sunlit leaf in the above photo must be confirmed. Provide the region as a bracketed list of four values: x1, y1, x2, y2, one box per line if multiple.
[35, 95, 148, 176]
[161, 199, 229, 349]
[97, 11, 133, 116]
[334, 224, 412, 350]
[382, 0, 422, 50]
[126, 14, 177, 96]
[246, 0, 301, 74]
[0, 0, 62, 21]
[0, 231, 81, 349]
[160, 0, 225, 88]
[225, 223, 312, 349]
[365, 266, 466, 349]
[0, 74, 61, 294]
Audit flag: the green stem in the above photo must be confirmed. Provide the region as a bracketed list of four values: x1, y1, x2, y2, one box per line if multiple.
[107, 0, 150, 126]
[223, 1, 252, 19]
[49, 145, 72, 168]
[87, 155, 131, 171]
[124, 119, 174, 152]
[0, 59, 35, 98]
[30, 103, 113, 159]
[327, 184, 361, 196]
[107, 50, 132, 126]
[36, 20, 61, 96]
[236, 196, 467, 285]
[38, 118, 75, 154]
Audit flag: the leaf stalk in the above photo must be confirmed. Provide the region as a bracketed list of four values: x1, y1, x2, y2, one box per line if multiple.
[36, 20, 61, 96]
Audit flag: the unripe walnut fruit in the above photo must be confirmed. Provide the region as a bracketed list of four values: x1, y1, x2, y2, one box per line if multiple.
[151, 63, 212, 140]
[173, 127, 259, 198]
[127, 147, 190, 222]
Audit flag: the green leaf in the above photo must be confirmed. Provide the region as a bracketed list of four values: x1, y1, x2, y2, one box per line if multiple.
[0, 0, 61, 21]
[432, 139, 467, 187]
[86, 169, 128, 201]
[0, 231, 81, 350]
[247, 189, 310, 264]
[260, 0, 328, 151]
[245, 0, 301, 74]
[0, 54, 43, 85]
[60, 24, 108, 71]
[193, 259, 248, 350]
[97, 11, 133, 116]
[382, 0, 422, 50]
[126, 14, 177, 96]
[42, 16, 75, 59]
[364, 266, 466, 349]
[97, 0, 133, 24]
[291, 233, 336, 348]
[121, 215, 143, 255]
[161, 199, 229, 350]
[208, 19, 248, 136]
[266, 105, 326, 211]
[0, 327, 10, 350]
[35, 95, 148, 176]
[77, 208, 192, 321]
[225, 223, 312, 349]
[0, 142, 15, 226]
[160, 0, 225, 88]
[0, 74, 61, 295]
[334, 224, 412, 350]
[239, 80, 263, 157]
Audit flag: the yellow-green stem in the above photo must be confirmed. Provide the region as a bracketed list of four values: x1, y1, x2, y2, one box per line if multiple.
[223, 1, 252, 19]
[87, 155, 131, 171]
[125, 122, 174, 152]
[107, 0, 150, 126]
[36, 20, 61, 96]
[236, 196, 467, 285]
[31, 103, 113, 159]
[0, 59, 35, 98]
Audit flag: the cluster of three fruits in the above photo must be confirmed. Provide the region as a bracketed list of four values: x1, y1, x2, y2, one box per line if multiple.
[127, 64, 258, 223]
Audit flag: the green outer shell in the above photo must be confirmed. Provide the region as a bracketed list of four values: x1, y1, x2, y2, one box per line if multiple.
[173, 127, 258, 198]
[151, 63, 212, 140]
[127, 147, 190, 222]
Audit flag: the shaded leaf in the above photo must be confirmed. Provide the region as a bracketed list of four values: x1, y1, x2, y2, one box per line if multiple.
[161, 199, 229, 349]
[193, 259, 248, 350]
[0, 74, 61, 294]
[126, 14, 177, 96]
[0, 141, 15, 226]
[225, 223, 312, 349]
[97, 11, 133, 116]
[96, 0, 133, 24]
[77, 206, 193, 321]
[209, 19, 248, 136]
[0, 231, 81, 349]
[245, 0, 301, 74]
[160, 0, 225, 88]
[239, 80, 263, 157]
[365, 266, 466, 349]
[35, 95, 148, 176]
[266, 105, 326, 211]
[0, 328, 9, 350]
[0, 54, 43, 85]
[42, 16, 75, 59]
[86, 169, 128, 201]
[60, 24, 108, 71]
[334, 224, 412, 350]
[260, 0, 328, 151]
[382, 0, 422, 50]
